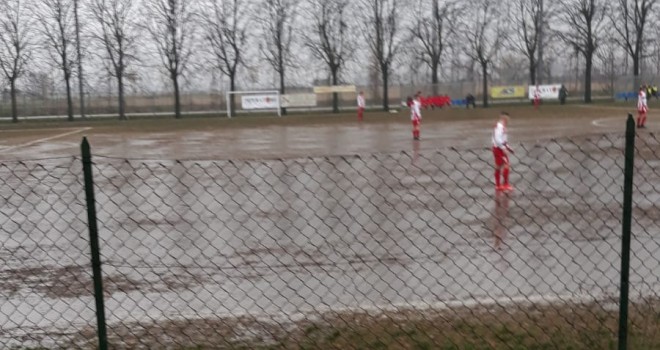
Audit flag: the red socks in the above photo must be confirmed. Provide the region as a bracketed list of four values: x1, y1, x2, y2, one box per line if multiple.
[495, 168, 509, 187]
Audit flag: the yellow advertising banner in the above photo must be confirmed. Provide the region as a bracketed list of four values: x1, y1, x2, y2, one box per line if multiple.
[313, 85, 357, 94]
[490, 85, 527, 99]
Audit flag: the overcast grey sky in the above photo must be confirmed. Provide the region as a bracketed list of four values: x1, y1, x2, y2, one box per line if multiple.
[1, 0, 656, 98]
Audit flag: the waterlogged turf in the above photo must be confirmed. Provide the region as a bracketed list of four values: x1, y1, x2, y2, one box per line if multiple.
[1, 103, 659, 348]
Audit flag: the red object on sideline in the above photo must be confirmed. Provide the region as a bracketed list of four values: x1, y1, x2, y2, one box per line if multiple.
[419, 95, 451, 109]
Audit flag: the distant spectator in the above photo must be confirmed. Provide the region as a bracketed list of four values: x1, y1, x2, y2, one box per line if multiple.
[465, 93, 476, 109]
[653, 85, 658, 100]
[559, 85, 568, 105]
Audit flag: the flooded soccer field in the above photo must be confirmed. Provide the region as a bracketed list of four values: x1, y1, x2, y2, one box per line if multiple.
[1, 104, 659, 348]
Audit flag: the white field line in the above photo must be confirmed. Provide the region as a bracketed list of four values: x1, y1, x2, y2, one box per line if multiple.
[592, 118, 609, 127]
[0, 127, 91, 152]
[592, 116, 629, 128]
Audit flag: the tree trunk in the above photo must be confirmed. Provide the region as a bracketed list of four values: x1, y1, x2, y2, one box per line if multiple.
[74, 0, 86, 118]
[432, 0, 441, 97]
[331, 69, 339, 113]
[65, 74, 74, 122]
[279, 67, 286, 116]
[584, 51, 593, 103]
[610, 63, 615, 97]
[229, 74, 236, 116]
[173, 73, 181, 119]
[482, 62, 489, 108]
[529, 57, 537, 85]
[10, 79, 17, 123]
[633, 53, 641, 88]
[431, 62, 439, 95]
[118, 74, 127, 120]
[78, 72, 86, 118]
[382, 68, 389, 111]
[537, 0, 544, 85]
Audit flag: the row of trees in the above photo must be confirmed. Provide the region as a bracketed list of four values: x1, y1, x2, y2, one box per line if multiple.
[0, 0, 657, 121]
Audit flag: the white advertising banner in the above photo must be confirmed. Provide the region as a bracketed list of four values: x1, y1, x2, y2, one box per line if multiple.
[528, 84, 562, 99]
[281, 93, 317, 107]
[241, 94, 279, 109]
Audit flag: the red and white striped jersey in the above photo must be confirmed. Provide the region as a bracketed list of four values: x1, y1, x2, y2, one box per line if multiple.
[411, 99, 422, 121]
[357, 95, 365, 108]
[492, 122, 507, 148]
[638, 90, 648, 111]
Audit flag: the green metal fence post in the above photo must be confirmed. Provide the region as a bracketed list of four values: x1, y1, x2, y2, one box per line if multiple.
[618, 114, 636, 350]
[81, 137, 109, 350]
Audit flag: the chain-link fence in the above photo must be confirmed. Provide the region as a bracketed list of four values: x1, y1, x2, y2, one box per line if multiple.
[1, 79, 648, 120]
[628, 128, 660, 349]
[7, 71, 660, 119]
[0, 157, 95, 348]
[1, 118, 659, 349]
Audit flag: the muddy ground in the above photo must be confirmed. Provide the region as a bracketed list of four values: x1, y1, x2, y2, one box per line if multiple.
[0, 104, 659, 348]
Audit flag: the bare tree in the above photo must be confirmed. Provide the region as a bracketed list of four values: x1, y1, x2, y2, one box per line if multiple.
[361, 0, 402, 111]
[556, 0, 608, 103]
[23, 71, 55, 97]
[410, 0, 456, 92]
[508, 0, 545, 85]
[202, 0, 249, 114]
[260, 0, 298, 115]
[142, 0, 196, 119]
[74, 0, 85, 118]
[0, 0, 34, 123]
[610, 0, 657, 87]
[89, 0, 139, 120]
[304, 0, 353, 113]
[495, 54, 528, 82]
[651, 26, 660, 76]
[36, 0, 77, 122]
[462, 0, 505, 108]
[596, 37, 621, 96]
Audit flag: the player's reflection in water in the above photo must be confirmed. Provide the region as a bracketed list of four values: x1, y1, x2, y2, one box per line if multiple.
[412, 139, 420, 165]
[491, 191, 511, 250]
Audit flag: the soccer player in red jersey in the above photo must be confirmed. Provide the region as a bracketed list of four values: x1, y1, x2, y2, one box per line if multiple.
[638, 86, 648, 128]
[492, 112, 514, 192]
[533, 87, 541, 110]
[357, 91, 366, 122]
[411, 93, 422, 140]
